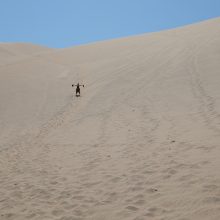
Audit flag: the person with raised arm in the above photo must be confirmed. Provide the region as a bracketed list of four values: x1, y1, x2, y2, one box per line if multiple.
[72, 83, 84, 97]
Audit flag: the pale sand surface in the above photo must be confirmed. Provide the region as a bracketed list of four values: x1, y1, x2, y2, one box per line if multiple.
[0, 18, 220, 220]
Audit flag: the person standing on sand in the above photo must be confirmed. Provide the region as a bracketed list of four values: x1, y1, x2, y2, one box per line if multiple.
[72, 83, 84, 96]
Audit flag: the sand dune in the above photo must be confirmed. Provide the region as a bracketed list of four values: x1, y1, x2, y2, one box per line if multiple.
[1, 17, 220, 220]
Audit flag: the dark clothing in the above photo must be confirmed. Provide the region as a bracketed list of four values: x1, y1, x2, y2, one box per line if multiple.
[76, 86, 80, 95]
[73, 83, 83, 96]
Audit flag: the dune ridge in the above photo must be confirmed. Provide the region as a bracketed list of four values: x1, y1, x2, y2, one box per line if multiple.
[0, 17, 220, 220]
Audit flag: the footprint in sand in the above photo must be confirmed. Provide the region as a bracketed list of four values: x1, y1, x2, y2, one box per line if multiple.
[73, 208, 84, 217]
[133, 217, 146, 220]
[126, 205, 139, 211]
[204, 196, 220, 204]
[82, 181, 101, 188]
[50, 180, 58, 185]
[110, 176, 121, 183]
[134, 199, 146, 205]
[51, 209, 65, 217]
[58, 217, 83, 220]
[202, 184, 219, 192]
[144, 207, 159, 217]
[72, 195, 85, 201]
[59, 190, 72, 199]
[1, 213, 15, 219]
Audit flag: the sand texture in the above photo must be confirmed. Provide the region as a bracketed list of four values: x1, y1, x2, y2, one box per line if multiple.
[1, 18, 220, 220]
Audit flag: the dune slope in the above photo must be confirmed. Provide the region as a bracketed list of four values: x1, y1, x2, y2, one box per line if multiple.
[0, 18, 220, 220]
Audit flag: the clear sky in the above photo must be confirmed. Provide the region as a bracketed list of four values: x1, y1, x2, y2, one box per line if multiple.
[0, 0, 220, 48]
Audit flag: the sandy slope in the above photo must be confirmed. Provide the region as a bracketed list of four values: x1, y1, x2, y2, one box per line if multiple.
[0, 18, 220, 220]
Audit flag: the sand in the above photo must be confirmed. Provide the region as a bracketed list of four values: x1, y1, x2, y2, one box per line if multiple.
[0, 17, 220, 220]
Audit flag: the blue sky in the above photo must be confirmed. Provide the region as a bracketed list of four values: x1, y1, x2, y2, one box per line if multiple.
[0, 0, 220, 48]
